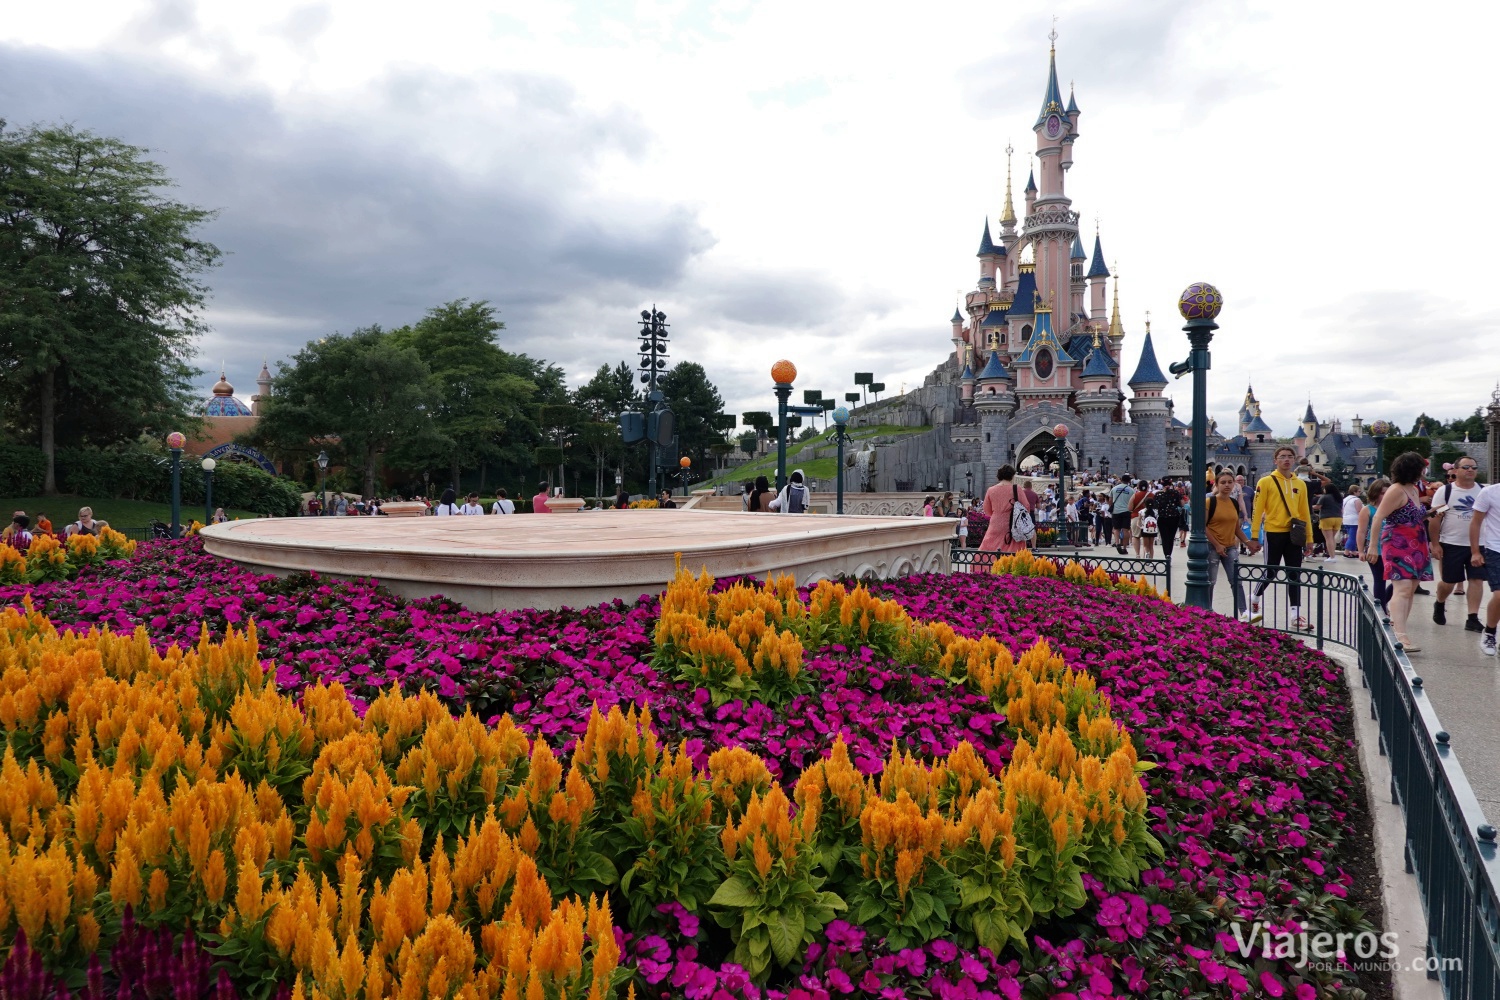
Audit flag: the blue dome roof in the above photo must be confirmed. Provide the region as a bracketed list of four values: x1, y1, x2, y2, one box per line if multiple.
[977, 350, 1011, 380]
[1245, 415, 1274, 435]
[206, 394, 252, 417]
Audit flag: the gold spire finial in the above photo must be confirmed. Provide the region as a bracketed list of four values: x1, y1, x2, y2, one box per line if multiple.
[1001, 143, 1017, 225]
[1107, 264, 1124, 340]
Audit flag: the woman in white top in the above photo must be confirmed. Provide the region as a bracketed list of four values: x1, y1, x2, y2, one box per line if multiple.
[433, 488, 461, 516]
[1340, 484, 1364, 555]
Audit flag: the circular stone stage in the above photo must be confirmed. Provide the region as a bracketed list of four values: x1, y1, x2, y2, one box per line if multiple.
[200, 510, 957, 612]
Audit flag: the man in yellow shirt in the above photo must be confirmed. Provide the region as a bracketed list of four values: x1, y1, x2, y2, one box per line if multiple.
[1249, 445, 1314, 629]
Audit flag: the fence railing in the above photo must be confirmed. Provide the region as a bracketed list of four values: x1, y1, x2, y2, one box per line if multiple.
[951, 546, 1172, 596]
[959, 547, 1500, 996]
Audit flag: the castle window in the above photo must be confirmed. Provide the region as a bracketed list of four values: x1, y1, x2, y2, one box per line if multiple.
[985, 432, 991, 442]
[1021, 324, 1032, 340]
[1102, 423, 1106, 434]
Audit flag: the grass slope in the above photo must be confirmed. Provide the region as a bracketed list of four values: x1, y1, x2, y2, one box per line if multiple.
[708, 424, 930, 487]
[0, 495, 263, 533]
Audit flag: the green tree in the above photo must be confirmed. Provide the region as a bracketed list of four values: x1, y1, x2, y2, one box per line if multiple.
[659, 362, 727, 469]
[254, 328, 444, 496]
[575, 362, 640, 421]
[388, 300, 535, 493]
[0, 122, 221, 493]
[738, 430, 758, 457]
[1326, 455, 1353, 495]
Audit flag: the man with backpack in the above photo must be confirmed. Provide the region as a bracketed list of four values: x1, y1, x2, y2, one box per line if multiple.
[769, 469, 812, 514]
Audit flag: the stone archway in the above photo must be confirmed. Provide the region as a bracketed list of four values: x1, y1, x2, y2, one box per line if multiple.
[1014, 426, 1078, 478]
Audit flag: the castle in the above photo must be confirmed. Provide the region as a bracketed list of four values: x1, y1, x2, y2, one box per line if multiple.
[843, 37, 1189, 491]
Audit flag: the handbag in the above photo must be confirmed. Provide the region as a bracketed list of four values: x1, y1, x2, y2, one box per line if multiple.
[1270, 475, 1308, 547]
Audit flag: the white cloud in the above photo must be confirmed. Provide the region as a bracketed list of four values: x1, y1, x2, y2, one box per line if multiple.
[4, 0, 1498, 434]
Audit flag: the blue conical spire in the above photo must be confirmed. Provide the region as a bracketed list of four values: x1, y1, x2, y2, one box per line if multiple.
[1024, 169, 1037, 194]
[978, 350, 1011, 381]
[1066, 83, 1079, 115]
[1035, 44, 1067, 127]
[1082, 345, 1113, 379]
[1070, 234, 1086, 260]
[977, 219, 998, 257]
[951, 306, 963, 324]
[1087, 234, 1110, 278]
[1128, 331, 1168, 388]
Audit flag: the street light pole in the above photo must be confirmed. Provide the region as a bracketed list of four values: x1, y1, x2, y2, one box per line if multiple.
[832, 407, 852, 514]
[167, 432, 185, 537]
[1169, 282, 1224, 610]
[202, 458, 217, 524]
[771, 360, 797, 493]
[317, 450, 330, 516]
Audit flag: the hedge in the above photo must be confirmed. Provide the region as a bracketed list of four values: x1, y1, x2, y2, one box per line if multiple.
[0, 443, 302, 515]
[1379, 436, 1430, 475]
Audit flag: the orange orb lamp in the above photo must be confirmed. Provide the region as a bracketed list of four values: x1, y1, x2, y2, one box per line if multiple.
[771, 359, 797, 385]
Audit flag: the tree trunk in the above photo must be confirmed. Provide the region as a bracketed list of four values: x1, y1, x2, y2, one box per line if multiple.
[479, 461, 487, 493]
[450, 456, 460, 496]
[363, 447, 378, 499]
[40, 366, 58, 495]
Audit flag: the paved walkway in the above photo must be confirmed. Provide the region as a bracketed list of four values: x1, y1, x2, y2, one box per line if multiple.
[1059, 539, 1500, 819]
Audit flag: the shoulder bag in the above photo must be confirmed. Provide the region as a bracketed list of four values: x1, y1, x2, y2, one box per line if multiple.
[1271, 476, 1308, 547]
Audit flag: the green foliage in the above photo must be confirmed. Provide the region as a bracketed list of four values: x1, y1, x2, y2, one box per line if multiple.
[1380, 436, 1430, 475]
[709, 790, 845, 981]
[659, 362, 728, 470]
[0, 122, 219, 490]
[386, 300, 537, 485]
[845, 844, 959, 952]
[253, 327, 445, 497]
[616, 750, 724, 930]
[0, 444, 301, 515]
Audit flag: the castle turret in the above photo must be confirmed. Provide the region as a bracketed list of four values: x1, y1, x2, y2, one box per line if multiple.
[1302, 402, 1318, 443]
[1076, 332, 1119, 475]
[251, 361, 273, 416]
[1024, 168, 1037, 217]
[976, 219, 1001, 285]
[1069, 234, 1087, 320]
[1061, 85, 1079, 171]
[1086, 233, 1109, 325]
[999, 144, 1019, 246]
[1106, 265, 1125, 355]
[960, 349, 975, 402]
[1128, 320, 1170, 479]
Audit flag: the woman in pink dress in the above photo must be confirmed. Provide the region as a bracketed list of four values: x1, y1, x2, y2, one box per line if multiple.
[978, 465, 1032, 564]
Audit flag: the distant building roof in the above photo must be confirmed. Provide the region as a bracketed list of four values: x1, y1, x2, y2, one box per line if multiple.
[1245, 414, 1274, 436]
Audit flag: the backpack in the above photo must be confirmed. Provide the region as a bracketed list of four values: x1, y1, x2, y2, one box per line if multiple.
[1009, 485, 1036, 542]
[1140, 506, 1159, 535]
[788, 485, 807, 514]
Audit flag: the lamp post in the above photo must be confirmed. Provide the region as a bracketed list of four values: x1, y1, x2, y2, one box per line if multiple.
[1167, 281, 1225, 610]
[771, 360, 797, 492]
[166, 432, 186, 538]
[317, 450, 330, 515]
[678, 455, 691, 496]
[1369, 421, 1392, 477]
[832, 407, 852, 514]
[614, 470, 623, 508]
[965, 469, 973, 501]
[201, 458, 217, 525]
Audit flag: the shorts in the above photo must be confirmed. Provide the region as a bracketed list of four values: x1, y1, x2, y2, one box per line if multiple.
[1445, 545, 1487, 584]
[1131, 515, 1143, 534]
[1484, 548, 1500, 591]
[1112, 511, 1131, 530]
[1319, 517, 1341, 532]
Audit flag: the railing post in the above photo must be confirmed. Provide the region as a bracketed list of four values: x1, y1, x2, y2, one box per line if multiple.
[1315, 566, 1325, 650]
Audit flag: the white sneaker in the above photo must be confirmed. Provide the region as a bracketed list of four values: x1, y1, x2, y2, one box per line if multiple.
[1483, 633, 1498, 657]
[1324, 556, 1336, 563]
[1237, 611, 1252, 623]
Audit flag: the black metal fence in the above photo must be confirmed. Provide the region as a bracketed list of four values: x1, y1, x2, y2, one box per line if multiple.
[960, 548, 1500, 996]
[951, 546, 1171, 596]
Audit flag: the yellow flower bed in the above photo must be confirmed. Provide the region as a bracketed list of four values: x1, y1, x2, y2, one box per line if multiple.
[0, 563, 1160, 989]
[0, 526, 137, 584]
[988, 548, 1166, 601]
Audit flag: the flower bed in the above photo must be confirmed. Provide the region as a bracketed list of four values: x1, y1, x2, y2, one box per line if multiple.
[0, 541, 1384, 999]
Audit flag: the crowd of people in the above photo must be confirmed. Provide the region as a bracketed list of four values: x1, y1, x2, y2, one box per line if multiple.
[2, 507, 111, 551]
[950, 446, 1500, 655]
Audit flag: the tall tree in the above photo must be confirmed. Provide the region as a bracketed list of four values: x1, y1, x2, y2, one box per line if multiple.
[574, 361, 640, 421]
[659, 361, 726, 468]
[254, 328, 444, 497]
[0, 122, 221, 492]
[388, 300, 535, 492]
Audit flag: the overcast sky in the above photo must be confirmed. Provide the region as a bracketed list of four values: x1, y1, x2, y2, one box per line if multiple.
[5, 0, 1497, 436]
